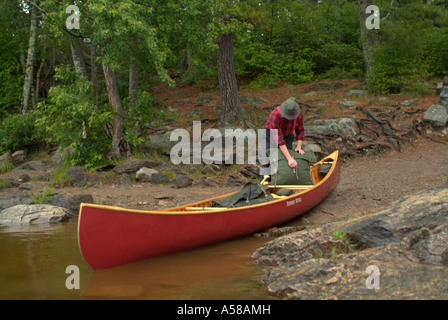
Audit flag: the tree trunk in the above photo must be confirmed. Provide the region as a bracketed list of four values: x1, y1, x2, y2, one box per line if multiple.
[358, 0, 378, 80]
[35, 42, 46, 101]
[126, 61, 139, 157]
[21, 1, 39, 114]
[69, 35, 88, 78]
[103, 64, 124, 159]
[217, 33, 243, 125]
[90, 44, 99, 110]
[129, 62, 139, 94]
[129, 38, 139, 95]
[186, 43, 196, 83]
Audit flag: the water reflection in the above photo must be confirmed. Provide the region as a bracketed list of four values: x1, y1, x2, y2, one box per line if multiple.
[83, 235, 274, 300]
[0, 220, 276, 300]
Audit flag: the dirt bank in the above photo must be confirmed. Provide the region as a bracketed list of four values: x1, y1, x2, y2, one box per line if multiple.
[298, 137, 448, 226]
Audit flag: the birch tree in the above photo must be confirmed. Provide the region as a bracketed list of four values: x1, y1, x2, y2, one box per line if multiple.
[21, 0, 39, 114]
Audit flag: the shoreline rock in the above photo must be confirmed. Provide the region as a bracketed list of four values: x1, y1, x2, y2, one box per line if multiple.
[0, 204, 70, 225]
[252, 184, 448, 300]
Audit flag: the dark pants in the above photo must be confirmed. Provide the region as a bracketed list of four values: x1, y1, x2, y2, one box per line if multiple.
[260, 128, 294, 180]
[263, 128, 294, 150]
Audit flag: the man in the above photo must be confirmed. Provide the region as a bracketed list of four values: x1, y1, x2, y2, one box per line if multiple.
[263, 98, 305, 172]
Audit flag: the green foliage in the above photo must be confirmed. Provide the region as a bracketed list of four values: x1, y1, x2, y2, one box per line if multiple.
[31, 187, 53, 204]
[48, 164, 71, 188]
[35, 66, 112, 167]
[236, 44, 315, 89]
[2, 0, 448, 159]
[0, 159, 14, 174]
[122, 90, 165, 148]
[367, 0, 448, 93]
[0, 113, 43, 154]
[0, 59, 22, 116]
[88, 0, 174, 86]
[0, 0, 27, 116]
[233, 0, 362, 88]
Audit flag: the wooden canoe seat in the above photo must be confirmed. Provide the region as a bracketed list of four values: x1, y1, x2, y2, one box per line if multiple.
[267, 185, 313, 190]
[184, 206, 227, 211]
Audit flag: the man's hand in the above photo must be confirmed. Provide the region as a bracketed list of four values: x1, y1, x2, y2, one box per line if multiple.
[288, 157, 297, 169]
[279, 144, 298, 170]
[295, 147, 305, 155]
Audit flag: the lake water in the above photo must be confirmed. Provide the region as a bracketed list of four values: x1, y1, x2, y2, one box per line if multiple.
[0, 219, 276, 300]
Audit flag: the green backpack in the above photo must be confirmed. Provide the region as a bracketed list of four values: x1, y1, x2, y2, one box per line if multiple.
[269, 149, 316, 186]
[210, 182, 274, 208]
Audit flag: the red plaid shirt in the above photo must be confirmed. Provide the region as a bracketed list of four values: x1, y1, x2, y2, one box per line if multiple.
[265, 106, 305, 146]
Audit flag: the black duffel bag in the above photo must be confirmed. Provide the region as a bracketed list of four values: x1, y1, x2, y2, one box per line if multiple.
[210, 182, 274, 208]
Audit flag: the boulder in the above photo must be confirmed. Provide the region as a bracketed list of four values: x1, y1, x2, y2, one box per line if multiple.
[170, 174, 193, 188]
[252, 185, 448, 299]
[113, 158, 159, 174]
[14, 160, 47, 172]
[118, 174, 135, 188]
[44, 193, 94, 216]
[149, 133, 179, 152]
[0, 192, 33, 211]
[439, 77, 448, 106]
[423, 104, 448, 128]
[305, 118, 359, 138]
[136, 167, 158, 182]
[347, 89, 367, 97]
[400, 98, 418, 106]
[18, 181, 47, 191]
[11, 150, 27, 166]
[18, 173, 31, 183]
[0, 204, 70, 225]
[225, 173, 247, 187]
[303, 142, 323, 159]
[66, 166, 89, 186]
[1, 177, 18, 189]
[338, 100, 358, 108]
[149, 173, 171, 184]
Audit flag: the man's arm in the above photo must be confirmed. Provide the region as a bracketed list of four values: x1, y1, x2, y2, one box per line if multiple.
[279, 144, 297, 169]
[295, 139, 304, 155]
[294, 112, 305, 154]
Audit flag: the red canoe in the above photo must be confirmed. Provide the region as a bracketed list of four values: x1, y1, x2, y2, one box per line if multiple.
[78, 151, 340, 269]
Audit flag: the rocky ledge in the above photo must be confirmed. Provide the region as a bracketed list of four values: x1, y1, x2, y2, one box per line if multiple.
[0, 192, 94, 225]
[252, 184, 448, 299]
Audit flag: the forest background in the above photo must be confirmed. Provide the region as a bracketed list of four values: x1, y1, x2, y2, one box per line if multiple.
[1, 0, 447, 167]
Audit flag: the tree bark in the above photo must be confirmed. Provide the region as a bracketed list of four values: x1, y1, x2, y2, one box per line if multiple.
[186, 43, 196, 83]
[217, 32, 243, 125]
[358, 0, 378, 80]
[129, 62, 139, 94]
[21, 1, 39, 114]
[35, 42, 46, 102]
[90, 44, 99, 110]
[69, 35, 88, 78]
[129, 38, 139, 95]
[103, 64, 124, 159]
[126, 61, 139, 157]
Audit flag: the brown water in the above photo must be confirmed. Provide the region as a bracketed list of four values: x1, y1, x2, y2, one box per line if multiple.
[0, 219, 276, 300]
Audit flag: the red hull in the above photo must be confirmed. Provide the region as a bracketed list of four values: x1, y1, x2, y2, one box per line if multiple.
[78, 151, 340, 269]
